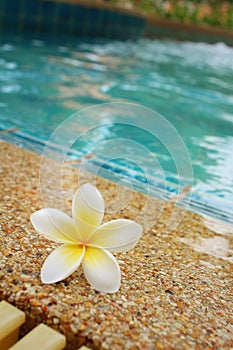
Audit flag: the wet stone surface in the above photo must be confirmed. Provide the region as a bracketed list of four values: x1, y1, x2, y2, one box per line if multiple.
[0, 141, 233, 350]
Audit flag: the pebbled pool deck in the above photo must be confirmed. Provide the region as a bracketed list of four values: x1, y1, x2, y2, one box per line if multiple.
[0, 140, 233, 350]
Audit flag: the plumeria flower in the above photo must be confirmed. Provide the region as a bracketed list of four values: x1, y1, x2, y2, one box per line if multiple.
[31, 183, 142, 293]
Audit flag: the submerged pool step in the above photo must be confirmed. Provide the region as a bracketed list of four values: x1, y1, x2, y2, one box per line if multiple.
[0, 301, 91, 350]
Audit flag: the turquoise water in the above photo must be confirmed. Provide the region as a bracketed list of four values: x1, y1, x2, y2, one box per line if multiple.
[0, 34, 233, 221]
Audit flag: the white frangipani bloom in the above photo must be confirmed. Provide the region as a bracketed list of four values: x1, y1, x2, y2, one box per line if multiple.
[31, 183, 142, 293]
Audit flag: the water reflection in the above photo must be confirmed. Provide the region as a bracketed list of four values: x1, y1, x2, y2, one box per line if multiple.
[180, 212, 233, 264]
[194, 135, 233, 200]
[0, 35, 233, 217]
[202, 215, 233, 235]
[181, 236, 233, 263]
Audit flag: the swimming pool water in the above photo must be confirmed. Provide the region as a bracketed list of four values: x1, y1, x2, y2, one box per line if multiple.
[0, 34, 233, 222]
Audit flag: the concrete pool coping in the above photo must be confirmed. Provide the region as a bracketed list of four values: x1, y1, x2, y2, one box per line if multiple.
[0, 140, 233, 349]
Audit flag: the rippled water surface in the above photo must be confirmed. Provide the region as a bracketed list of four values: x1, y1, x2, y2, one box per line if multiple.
[0, 34, 233, 220]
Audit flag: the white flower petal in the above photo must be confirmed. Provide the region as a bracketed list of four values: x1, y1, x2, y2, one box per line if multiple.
[31, 208, 82, 243]
[41, 244, 85, 283]
[88, 219, 142, 253]
[72, 183, 105, 239]
[82, 247, 120, 293]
